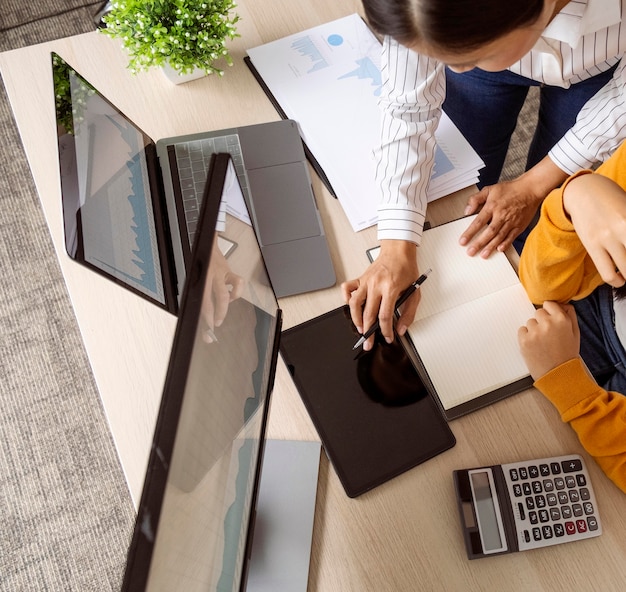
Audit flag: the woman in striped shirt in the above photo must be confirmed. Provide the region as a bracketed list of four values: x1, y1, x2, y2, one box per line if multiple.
[343, 0, 626, 351]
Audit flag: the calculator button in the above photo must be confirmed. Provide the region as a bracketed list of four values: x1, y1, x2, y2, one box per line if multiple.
[542, 525, 554, 539]
[535, 495, 546, 508]
[572, 504, 583, 517]
[565, 476, 577, 488]
[580, 488, 591, 501]
[526, 497, 535, 510]
[576, 519, 588, 533]
[523, 530, 531, 543]
[539, 509, 550, 523]
[510, 468, 519, 481]
[554, 523, 565, 537]
[540, 464, 550, 476]
[519, 467, 529, 479]
[543, 479, 554, 492]
[529, 465, 539, 478]
[518, 503, 526, 520]
[558, 491, 569, 504]
[550, 508, 561, 521]
[583, 502, 594, 515]
[587, 516, 599, 531]
[513, 483, 523, 497]
[523, 483, 532, 495]
[554, 477, 565, 490]
[562, 459, 583, 473]
[561, 506, 573, 519]
[565, 522, 576, 535]
[529, 511, 538, 524]
[532, 481, 543, 494]
[532, 527, 542, 541]
[546, 493, 558, 506]
[569, 490, 580, 503]
[550, 462, 561, 474]
[577, 474, 587, 487]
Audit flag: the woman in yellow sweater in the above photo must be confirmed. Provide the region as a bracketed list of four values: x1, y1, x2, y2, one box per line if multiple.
[518, 142, 626, 494]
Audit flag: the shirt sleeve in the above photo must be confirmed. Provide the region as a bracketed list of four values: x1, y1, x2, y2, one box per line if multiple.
[534, 358, 626, 494]
[549, 59, 626, 174]
[375, 36, 446, 244]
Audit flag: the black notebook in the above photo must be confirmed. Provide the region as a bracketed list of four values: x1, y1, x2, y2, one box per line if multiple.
[280, 306, 456, 498]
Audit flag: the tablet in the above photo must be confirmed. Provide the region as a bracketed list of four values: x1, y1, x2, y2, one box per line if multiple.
[280, 305, 456, 497]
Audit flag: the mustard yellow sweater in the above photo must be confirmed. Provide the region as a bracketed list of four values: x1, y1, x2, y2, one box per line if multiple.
[519, 143, 626, 494]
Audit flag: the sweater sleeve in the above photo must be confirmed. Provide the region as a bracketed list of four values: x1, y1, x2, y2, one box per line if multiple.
[534, 358, 626, 494]
[518, 171, 604, 304]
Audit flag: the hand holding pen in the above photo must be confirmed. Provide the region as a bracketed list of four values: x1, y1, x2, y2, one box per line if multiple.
[352, 268, 432, 349]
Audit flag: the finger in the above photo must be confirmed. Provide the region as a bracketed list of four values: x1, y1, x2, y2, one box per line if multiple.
[341, 279, 359, 304]
[476, 222, 521, 259]
[228, 274, 245, 301]
[590, 246, 626, 287]
[463, 187, 489, 216]
[213, 282, 232, 327]
[541, 300, 562, 316]
[459, 209, 494, 250]
[396, 289, 421, 336]
[375, 292, 396, 345]
[562, 303, 580, 340]
[348, 286, 366, 334]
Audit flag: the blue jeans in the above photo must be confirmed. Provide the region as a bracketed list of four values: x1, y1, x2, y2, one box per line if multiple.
[443, 65, 619, 251]
[573, 285, 626, 394]
[443, 64, 620, 187]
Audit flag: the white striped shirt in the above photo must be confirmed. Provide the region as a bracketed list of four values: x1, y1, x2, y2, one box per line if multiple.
[377, 0, 626, 244]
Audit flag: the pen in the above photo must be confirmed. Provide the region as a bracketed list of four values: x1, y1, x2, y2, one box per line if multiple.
[352, 268, 432, 350]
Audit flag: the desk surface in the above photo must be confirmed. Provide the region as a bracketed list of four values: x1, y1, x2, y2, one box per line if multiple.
[2, 1, 625, 590]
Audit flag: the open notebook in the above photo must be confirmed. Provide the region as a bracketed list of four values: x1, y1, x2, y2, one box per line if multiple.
[368, 215, 536, 419]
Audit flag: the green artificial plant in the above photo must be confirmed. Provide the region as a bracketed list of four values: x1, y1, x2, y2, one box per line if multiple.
[102, 0, 240, 76]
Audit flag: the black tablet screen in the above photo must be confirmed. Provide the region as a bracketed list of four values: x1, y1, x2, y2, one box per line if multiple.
[280, 305, 456, 497]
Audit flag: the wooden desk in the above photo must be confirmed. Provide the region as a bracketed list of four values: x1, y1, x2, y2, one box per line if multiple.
[1, 1, 625, 590]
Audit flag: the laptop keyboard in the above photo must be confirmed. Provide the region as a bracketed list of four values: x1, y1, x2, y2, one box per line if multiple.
[173, 134, 249, 246]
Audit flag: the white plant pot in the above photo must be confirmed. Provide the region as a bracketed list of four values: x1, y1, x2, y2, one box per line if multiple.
[161, 63, 208, 85]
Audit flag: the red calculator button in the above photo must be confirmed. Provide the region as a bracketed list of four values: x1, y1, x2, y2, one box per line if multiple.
[565, 522, 576, 535]
[576, 520, 588, 533]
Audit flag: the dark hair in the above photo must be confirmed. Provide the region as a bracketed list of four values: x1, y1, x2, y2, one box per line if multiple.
[362, 0, 545, 52]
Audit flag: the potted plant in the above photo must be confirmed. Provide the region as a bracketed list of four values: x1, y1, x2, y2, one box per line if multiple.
[101, 0, 240, 83]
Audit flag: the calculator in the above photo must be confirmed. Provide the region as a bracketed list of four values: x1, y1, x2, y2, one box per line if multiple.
[453, 455, 602, 559]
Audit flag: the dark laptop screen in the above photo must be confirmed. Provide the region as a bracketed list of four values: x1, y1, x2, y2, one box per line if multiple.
[122, 154, 282, 591]
[52, 52, 174, 310]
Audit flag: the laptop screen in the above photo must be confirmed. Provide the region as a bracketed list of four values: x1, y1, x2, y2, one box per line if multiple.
[52, 52, 175, 310]
[122, 153, 282, 591]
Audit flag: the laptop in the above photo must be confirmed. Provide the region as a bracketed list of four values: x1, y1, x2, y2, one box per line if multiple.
[51, 52, 335, 314]
[121, 152, 321, 591]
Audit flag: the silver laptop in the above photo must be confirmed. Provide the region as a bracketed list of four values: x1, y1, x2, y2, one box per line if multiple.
[52, 52, 335, 314]
[121, 152, 321, 591]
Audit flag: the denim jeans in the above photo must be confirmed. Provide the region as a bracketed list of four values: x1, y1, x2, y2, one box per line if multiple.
[442, 64, 620, 188]
[573, 284, 626, 395]
[442, 64, 620, 252]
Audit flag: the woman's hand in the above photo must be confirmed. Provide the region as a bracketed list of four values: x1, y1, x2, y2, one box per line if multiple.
[460, 156, 568, 257]
[341, 240, 419, 351]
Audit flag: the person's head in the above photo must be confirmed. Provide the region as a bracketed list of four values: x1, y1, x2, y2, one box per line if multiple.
[362, 0, 554, 72]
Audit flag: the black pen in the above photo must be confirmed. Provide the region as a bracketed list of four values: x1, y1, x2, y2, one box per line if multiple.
[352, 268, 432, 350]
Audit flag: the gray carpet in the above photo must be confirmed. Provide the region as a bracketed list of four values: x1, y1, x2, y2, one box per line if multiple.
[1, 2, 135, 591]
[0, 3, 538, 591]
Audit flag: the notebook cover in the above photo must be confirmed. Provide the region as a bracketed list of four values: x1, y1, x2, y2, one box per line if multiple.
[280, 305, 456, 497]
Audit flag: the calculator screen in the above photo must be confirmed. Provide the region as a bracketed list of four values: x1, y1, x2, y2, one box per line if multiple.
[469, 470, 507, 553]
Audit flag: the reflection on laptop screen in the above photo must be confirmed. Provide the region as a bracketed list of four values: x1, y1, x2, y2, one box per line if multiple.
[53, 52, 169, 308]
[122, 154, 282, 592]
